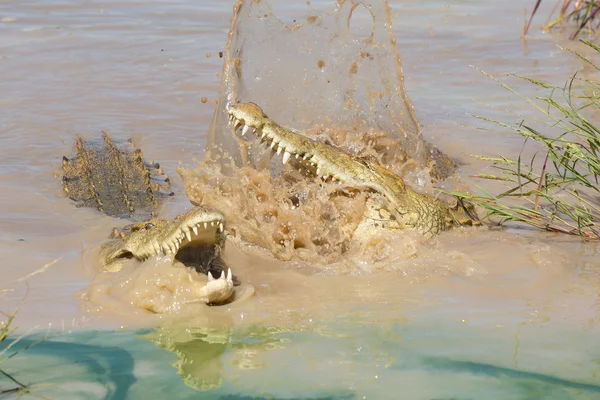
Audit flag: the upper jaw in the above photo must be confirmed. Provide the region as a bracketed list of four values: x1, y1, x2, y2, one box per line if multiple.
[124, 206, 226, 261]
[227, 103, 343, 182]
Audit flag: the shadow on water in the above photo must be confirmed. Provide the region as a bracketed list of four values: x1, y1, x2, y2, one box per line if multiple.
[422, 356, 600, 394]
[0, 332, 135, 400]
[218, 396, 355, 400]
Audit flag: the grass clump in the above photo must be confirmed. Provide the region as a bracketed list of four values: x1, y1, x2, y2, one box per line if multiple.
[525, 0, 600, 39]
[454, 40, 600, 239]
[1, 259, 60, 398]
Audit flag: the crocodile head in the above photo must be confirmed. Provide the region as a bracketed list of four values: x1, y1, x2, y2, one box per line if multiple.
[99, 205, 235, 304]
[227, 102, 479, 238]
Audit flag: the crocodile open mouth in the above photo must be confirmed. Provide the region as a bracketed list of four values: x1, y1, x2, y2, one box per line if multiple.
[227, 102, 346, 183]
[103, 206, 238, 283]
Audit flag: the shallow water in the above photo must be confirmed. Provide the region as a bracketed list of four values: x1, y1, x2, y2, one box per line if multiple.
[1, 0, 600, 398]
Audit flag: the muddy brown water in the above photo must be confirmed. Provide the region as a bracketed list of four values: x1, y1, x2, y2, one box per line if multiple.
[1, 0, 599, 398]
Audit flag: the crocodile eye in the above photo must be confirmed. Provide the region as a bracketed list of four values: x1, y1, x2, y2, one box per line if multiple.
[145, 223, 154, 229]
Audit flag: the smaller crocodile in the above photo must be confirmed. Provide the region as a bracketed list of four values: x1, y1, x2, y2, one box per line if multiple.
[227, 102, 478, 238]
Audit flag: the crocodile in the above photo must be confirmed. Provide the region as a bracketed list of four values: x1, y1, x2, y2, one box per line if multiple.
[226, 102, 479, 238]
[63, 134, 240, 305]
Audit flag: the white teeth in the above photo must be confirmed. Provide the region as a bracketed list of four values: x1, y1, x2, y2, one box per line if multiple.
[219, 222, 224, 232]
[219, 270, 225, 280]
[211, 221, 215, 227]
[261, 131, 267, 138]
[282, 151, 291, 164]
[204, 222, 208, 229]
[316, 168, 321, 175]
[295, 154, 299, 159]
[323, 175, 329, 180]
[208, 271, 215, 282]
[192, 226, 198, 235]
[162, 244, 170, 254]
[276, 145, 283, 155]
[270, 141, 277, 149]
[303, 154, 309, 160]
[153, 243, 161, 253]
[185, 231, 192, 242]
[241, 125, 249, 136]
[226, 268, 232, 284]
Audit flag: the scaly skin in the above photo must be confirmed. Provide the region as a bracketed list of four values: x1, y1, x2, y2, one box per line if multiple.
[99, 204, 235, 305]
[227, 102, 478, 238]
[62, 133, 173, 222]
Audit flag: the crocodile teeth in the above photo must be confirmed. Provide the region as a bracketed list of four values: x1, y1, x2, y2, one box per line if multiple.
[226, 268, 232, 284]
[204, 222, 208, 229]
[162, 244, 170, 254]
[208, 271, 215, 282]
[282, 151, 291, 164]
[192, 226, 198, 235]
[295, 154, 299, 159]
[211, 221, 215, 227]
[270, 141, 277, 150]
[276, 145, 283, 155]
[153, 243, 161, 254]
[316, 168, 321, 176]
[219, 222, 224, 232]
[185, 231, 192, 242]
[261, 131, 267, 138]
[241, 125, 249, 136]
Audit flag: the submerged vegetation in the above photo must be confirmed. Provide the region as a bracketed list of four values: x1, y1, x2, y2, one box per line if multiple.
[525, 0, 600, 39]
[454, 40, 600, 239]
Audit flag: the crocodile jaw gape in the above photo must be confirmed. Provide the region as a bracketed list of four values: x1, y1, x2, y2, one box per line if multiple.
[99, 205, 235, 305]
[101, 206, 226, 270]
[227, 102, 370, 186]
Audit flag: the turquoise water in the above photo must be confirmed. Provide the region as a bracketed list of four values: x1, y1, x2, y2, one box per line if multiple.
[4, 317, 600, 399]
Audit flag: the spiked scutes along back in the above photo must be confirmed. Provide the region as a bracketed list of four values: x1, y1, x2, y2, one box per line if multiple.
[62, 133, 173, 221]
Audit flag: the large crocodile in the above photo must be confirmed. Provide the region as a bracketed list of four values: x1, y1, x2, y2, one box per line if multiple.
[63, 134, 240, 305]
[226, 102, 479, 238]
[99, 206, 236, 305]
